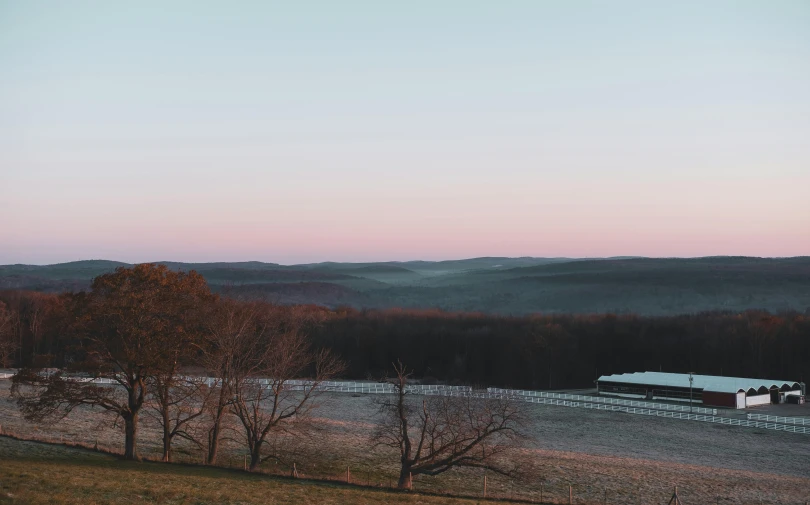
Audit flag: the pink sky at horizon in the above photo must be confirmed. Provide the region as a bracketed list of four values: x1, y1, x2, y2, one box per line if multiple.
[4, 172, 808, 265]
[1, 2, 809, 264]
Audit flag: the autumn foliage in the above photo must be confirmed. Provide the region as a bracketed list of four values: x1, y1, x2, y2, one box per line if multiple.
[8, 264, 343, 463]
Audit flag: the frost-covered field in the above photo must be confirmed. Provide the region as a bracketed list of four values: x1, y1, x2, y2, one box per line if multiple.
[1, 383, 808, 504]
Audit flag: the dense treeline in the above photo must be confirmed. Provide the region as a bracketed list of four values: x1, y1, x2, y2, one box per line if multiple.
[312, 308, 810, 389]
[3, 289, 808, 390]
[0, 290, 69, 368]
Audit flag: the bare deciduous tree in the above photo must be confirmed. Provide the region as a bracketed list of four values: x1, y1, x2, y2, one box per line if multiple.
[228, 304, 345, 471]
[147, 374, 213, 462]
[372, 362, 524, 489]
[198, 298, 264, 465]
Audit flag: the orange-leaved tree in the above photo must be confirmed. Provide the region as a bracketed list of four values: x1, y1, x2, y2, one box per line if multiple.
[12, 263, 214, 460]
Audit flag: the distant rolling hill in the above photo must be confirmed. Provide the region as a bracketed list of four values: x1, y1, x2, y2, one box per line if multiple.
[1, 256, 809, 315]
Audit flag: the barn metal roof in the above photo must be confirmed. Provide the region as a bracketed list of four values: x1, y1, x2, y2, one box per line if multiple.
[597, 371, 801, 394]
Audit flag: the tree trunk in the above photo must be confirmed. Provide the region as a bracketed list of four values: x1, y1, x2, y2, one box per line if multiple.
[206, 421, 220, 465]
[124, 378, 143, 461]
[123, 412, 139, 460]
[249, 441, 262, 471]
[162, 407, 172, 462]
[206, 402, 226, 465]
[397, 465, 412, 489]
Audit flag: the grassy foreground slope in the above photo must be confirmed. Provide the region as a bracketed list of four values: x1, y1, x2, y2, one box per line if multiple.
[0, 437, 492, 505]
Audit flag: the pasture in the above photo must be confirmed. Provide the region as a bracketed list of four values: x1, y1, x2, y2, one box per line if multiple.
[1, 382, 808, 504]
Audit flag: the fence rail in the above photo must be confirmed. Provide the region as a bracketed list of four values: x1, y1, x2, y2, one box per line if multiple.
[747, 413, 810, 426]
[487, 387, 718, 415]
[578, 402, 810, 434]
[1, 373, 472, 395]
[406, 389, 810, 435]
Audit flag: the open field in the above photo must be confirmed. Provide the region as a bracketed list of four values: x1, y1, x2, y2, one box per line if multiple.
[1, 382, 808, 504]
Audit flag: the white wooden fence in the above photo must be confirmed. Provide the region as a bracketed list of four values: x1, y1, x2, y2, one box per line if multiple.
[747, 413, 810, 426]
[399, 388, 810, 435]
[487, 387, 718, 415]
[2, 373, 472, 395]
[530, 398, 810, 434]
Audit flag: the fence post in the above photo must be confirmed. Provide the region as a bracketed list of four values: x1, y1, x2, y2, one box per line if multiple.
[483, 474, 487, 498]
[569, 484, 572, 505]
[346, 465, 350, 484]
[668, 486, 680, 505]
[409, 472, 413, 490]
[292, 462, 298, 478]
[604, 487, 607, 505]
[540, 483, 544, 504]
[244, 455, 247, 471]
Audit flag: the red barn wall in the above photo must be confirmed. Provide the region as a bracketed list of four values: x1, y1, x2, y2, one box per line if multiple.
[702, 391, 737, 408]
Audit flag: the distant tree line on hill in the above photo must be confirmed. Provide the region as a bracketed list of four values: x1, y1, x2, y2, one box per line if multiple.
[5, 256, 810, 316]
[3, 287, 808, 390]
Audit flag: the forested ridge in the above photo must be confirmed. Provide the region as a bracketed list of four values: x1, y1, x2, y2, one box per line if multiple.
[3, 256, 809, 315]
[3, 289, 807, 390]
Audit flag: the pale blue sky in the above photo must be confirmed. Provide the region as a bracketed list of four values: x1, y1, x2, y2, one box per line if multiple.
[1, 1, 809, 264]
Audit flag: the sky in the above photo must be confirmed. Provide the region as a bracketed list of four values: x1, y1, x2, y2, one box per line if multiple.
[1, 1, 809, 265]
